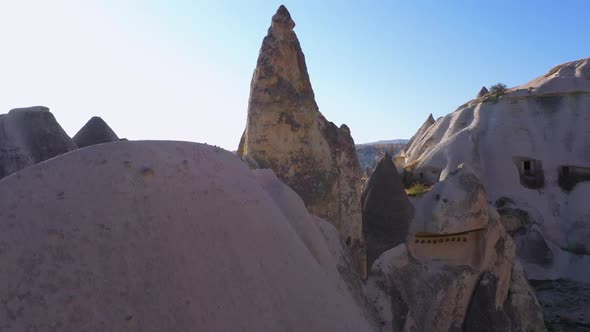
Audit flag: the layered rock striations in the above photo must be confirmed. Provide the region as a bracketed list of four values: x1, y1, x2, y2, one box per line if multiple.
[365, 165, 546, 331]
[0, 106, 76, 179]
[73, 116, 119, 148]
[361, 153, 414, 271]
[237, 6, 365, 276]
[403, 58, 590, 282]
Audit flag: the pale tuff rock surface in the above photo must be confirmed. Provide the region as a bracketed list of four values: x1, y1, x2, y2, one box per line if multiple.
[73, 116, 119, 148]
[0, 141, 377, 332]
[365, 165, 546, 332]
[404, 58, 590, 282]
[238, 6, 365, 277]
[361, 153, 414, 271]
[0, 106, 76, 179]
[403, 113, 435, 157]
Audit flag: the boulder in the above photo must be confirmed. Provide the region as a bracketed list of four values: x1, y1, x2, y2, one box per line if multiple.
[0, 106, 76, 179]
[361, 153, 414, 271]
[73, 116, 119, 148]
[365, 165, 546, 331]
[237, 6, 365, 277]
[0, 141, 377, 331]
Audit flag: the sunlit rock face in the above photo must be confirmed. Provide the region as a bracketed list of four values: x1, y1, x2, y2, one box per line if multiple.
[0, 141, 377, 331]
[73, 116, 119, 148]
[237, 6, 365, 277]
[403, 58, 590, 282]
[365, 165, 546, 332]
[0, 106, 76, 179]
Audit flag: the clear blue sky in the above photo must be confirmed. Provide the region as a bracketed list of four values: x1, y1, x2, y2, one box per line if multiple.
[1, 1, 588, 150]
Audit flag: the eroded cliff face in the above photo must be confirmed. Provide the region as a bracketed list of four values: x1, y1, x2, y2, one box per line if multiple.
[238, 6, 365, 277]
[403, 58, 590, 282]
[365, 165, 546, 332]
[0, 106, 77, 179]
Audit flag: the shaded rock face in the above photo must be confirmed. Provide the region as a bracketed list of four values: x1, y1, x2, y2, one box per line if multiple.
[0, 106, 76, 179]
[73, 116, 119, 148]
[365, 165, 546, 332]
[238, 6, 365, 277]
[477, 86, 489, 98]
[361, 153, 414, 271]
[0, 141, 377, 331]
[403, 58, 590, 282]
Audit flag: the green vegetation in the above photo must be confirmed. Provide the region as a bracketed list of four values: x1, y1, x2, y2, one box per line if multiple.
[489, 83, 508, 97]
[406, 182, 430, 197]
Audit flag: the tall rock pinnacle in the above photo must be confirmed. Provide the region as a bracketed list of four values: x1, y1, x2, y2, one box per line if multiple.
[238, 5, 366, 278]
[361, 153, 414, 271]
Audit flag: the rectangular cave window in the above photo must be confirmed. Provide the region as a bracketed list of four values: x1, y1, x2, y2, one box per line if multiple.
[523, 160, 532, 176]
[513, 157, 544, 189]
[559, 165, 590, 191]
[561, 166, 570, 177]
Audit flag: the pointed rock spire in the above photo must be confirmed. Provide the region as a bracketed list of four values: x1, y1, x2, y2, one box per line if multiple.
[0, 106, 76, 179]
[271, 5, 295, 32]
[73, 116, 119, 148]
[238, 6, 366, 278]
[477, 86, 489, 98]
[361, 153, 414, 270]
[405, 113, 436, 152]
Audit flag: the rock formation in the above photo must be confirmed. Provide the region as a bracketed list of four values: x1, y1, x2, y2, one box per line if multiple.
[355, 141, 406, 171]
[73, 116, 119, 148]
[404, 113, 435, 154]
[477, 86, 489, 98]
[0, 106, 76, 179]
[403, 58, 590, 282]
[361, 153, 414, 271]
[237, 6, 365, 276]
[365, 165, 546, 331]
[0, 141, 377, 331]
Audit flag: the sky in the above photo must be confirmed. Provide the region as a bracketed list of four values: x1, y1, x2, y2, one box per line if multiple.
[0, 1, 588, 150]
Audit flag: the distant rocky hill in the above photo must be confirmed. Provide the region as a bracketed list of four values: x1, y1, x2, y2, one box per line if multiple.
[355, 140, 407, 175]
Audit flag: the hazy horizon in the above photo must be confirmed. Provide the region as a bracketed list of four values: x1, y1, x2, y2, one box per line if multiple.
[1, 1, 588, 150]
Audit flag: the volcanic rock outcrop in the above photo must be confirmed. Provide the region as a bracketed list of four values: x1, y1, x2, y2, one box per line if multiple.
[237, 6, 365, 276]
[365, 165, 546, 332]
[404, 113, 435, 156]
[0, 141, 377, 331]
[477, 86, 489, 98]
[73, 116, 119, 148]
[356, 141, 405, 172]
[403, 58, 590, 282]
[0, 106, 76, 179]
[361, 153, 414, 271]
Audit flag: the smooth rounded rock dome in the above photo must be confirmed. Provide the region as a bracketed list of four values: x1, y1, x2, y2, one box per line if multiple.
[0, 141, 374, 331]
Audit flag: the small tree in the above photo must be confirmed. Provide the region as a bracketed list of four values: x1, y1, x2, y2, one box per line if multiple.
[489, 83, 507, 97]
